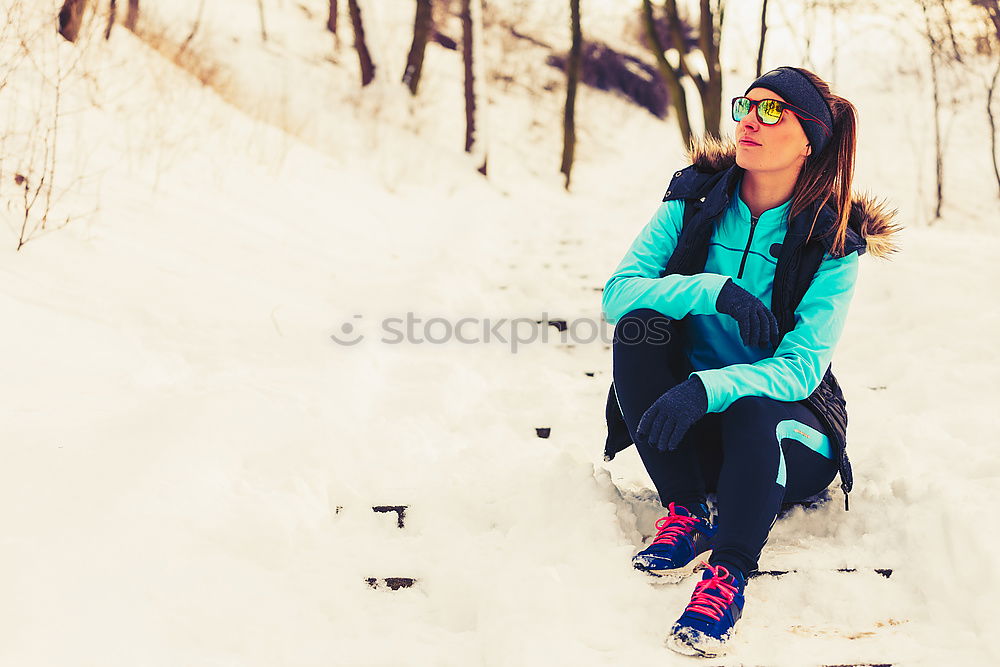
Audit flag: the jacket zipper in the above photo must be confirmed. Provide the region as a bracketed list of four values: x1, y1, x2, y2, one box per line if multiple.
[737, 215, 759, 279]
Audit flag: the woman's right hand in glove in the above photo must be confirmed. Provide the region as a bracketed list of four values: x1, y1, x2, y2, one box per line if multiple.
[715, 278, 779, 348]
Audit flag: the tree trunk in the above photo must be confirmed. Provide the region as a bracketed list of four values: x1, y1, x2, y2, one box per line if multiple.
[461, 0, 488, 174]
[105, 0, 116, 40]
[328, 0, 338, 34]
[124, 0, 139, 32]
[939, 0, 963, 64]
[982, 0, 1000, 197]
[987, 57, 1000, 197]
[641, 0, 691, 146]
[755, 0, 768, 78]
[403, 0, 433, 95]
[462, 0, 475, 152]
[663, 0, 698, 82]
[698, 0, 724, 140]
[640, 0, 724, 143]
[560, 0, 582, 189]
[58, 0, 88, 42]
[919, 0, 943, 221]
[348, 0, 376, 86]
[257, 0, 268, 41]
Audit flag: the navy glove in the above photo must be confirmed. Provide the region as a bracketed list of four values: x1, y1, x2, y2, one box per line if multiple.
[636, 377, 709, 453]
[715, 278, 779, 348]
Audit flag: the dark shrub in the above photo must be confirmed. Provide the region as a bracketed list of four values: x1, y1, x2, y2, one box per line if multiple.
[548, 41, 668, 118]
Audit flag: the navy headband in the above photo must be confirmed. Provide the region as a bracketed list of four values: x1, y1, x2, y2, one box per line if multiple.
[744, 66, 834, 156]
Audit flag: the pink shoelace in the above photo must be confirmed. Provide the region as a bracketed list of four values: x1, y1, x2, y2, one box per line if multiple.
[650, 502, 700, 546]
[684, 563, 738, 621]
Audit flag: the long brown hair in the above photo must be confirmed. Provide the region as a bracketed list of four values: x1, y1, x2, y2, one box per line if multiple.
[786, 67, 858, 257]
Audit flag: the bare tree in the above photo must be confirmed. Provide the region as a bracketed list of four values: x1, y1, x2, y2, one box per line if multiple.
[58, 0, 88, 42]
[560, 0, 582, 189]
[327, 0, 339, 45]
[697, 0, 725, 138]
[905, 0, 1000, 208]
[919, 0, 946, 221]
[973, 0, 1000, 194]
[940, 0, 965, 62]
[257, 0, 268, 42]
[5, 2, 102, 249]
[347, 0, 375, 86]
[641, 0, 691, 144]
[461, 0, 488, 174]
[125, 0, 139, 32]
[11, 43, 70, 249]
[403, 0, 433, 95]
[105, 0, 116, 40]
[988, 58, 1000, 196]
[641, 0, 727, 144]
[756, 0, 769, 78]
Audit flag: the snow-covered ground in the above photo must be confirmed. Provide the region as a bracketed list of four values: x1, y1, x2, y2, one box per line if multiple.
[1, 0, 998, 665]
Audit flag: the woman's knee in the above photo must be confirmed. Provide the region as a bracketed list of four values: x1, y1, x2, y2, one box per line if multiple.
[723, 396, 779, 423]
[781, 445, 839, 502]
[720, 396, 786, 451]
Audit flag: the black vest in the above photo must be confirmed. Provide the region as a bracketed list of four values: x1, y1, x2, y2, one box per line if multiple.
[603, 163, 859, 510]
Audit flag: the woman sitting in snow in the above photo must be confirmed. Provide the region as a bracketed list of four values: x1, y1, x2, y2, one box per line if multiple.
[600, 65, 900, 657]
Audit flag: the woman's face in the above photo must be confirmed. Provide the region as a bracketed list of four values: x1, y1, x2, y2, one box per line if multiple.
[735, 87, 812, 175]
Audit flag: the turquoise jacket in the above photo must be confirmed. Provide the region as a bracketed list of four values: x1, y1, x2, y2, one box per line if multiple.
[602, 174, 860, 414]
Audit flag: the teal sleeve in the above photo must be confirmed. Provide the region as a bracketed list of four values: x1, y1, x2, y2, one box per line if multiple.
[690, 250, 860, 413]
[601, 199, 731, 325]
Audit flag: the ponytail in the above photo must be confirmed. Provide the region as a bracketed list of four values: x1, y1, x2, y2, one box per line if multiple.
[786, 68, 858, 258]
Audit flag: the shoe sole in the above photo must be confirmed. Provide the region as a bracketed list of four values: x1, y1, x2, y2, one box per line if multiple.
[632, 551, 711, 583]
[665, 628, 728, 658]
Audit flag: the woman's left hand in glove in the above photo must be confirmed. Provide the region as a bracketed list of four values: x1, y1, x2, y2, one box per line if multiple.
[636, 376, 709, 453]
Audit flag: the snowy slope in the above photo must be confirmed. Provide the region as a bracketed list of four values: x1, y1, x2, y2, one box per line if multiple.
[1, 0, 998, 665]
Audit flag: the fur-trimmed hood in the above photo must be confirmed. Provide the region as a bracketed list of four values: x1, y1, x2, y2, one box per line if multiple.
[682, 137, 902, 259]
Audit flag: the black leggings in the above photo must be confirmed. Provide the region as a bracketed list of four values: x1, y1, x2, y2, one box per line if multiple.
[612, 309, 838, 577]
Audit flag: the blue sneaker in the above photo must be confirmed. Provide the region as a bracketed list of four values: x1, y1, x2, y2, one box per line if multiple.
[666, 562, 746, 657]
[632, 502, 716, 580]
